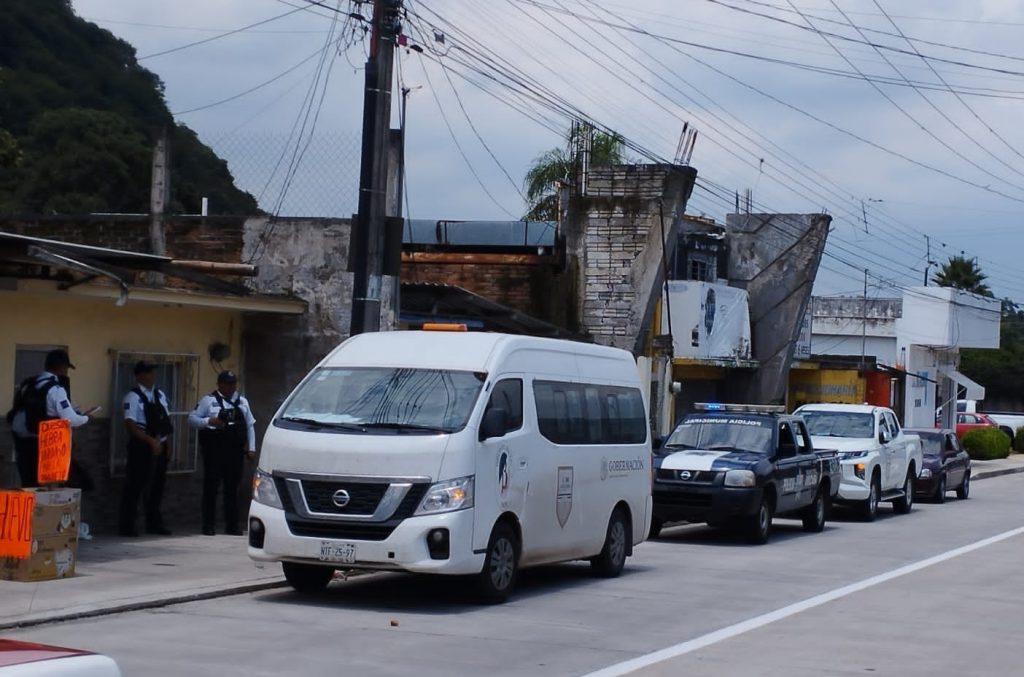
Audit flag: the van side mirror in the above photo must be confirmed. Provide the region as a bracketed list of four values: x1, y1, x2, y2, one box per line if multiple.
[480, 407, 509, 441]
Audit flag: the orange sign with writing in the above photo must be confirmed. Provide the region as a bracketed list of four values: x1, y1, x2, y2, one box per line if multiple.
[37, 419, 72, 484]
[0, 490, 35, 559]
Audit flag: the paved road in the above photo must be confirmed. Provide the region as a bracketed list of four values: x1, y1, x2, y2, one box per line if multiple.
[10, 474, 1023, 677]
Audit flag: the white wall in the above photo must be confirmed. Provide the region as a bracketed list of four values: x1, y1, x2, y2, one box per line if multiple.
[897, 286, 1000, 349]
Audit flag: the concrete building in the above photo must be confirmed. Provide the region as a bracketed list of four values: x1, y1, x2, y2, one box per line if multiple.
[0, 230, 304, 532]
[804, 288, 1000, 428]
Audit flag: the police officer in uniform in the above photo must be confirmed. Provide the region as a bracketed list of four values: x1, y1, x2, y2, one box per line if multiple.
[9, 349, 92, 487]
[188, 371, 255, 536]
[118, 361, 173, 537]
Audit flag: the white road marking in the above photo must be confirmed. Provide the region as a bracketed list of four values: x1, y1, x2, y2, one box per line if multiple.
[584, 525, 1024, 677]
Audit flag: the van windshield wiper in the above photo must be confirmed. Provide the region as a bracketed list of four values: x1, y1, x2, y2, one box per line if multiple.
[359, 422, 452, 434]
[279, 416, 366, 431]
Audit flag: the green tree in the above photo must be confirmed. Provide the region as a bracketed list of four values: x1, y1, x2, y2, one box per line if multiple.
[961, 299, 1024, 408]
[0, 0, 258, 216]
[932, 255, 992, 297]
[523, 126, 625, 220]
[19, 108, 151, 214]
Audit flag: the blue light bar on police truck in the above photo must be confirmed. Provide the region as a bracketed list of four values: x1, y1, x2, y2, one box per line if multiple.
[695, 403, 787, 414]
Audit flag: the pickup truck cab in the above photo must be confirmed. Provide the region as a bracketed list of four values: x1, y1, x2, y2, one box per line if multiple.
[651, 404, 841, 544]
[795, 403, 923, 521]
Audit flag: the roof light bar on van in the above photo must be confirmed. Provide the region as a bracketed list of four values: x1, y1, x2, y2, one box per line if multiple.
[421, 323, 468, 332]
[695, 403, 786, 414]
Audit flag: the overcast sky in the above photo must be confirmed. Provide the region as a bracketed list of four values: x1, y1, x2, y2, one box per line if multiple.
[71, 0, 1024, 300]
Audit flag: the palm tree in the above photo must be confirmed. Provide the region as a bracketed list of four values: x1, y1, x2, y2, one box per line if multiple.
[932, 255, 993, 297]
[523, 126, 625, 221]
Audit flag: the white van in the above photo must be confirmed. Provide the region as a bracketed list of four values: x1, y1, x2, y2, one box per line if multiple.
[248, 331, 652, 602]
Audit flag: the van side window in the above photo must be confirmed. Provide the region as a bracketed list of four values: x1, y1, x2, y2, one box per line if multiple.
[486, 379, 523, 432]
[533, 380, 646, 445]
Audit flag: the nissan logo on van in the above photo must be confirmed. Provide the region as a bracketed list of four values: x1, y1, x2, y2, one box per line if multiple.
[332, 489, 351, 508]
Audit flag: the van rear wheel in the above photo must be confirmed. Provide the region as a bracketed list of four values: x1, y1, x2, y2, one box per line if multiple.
[591, 508, 629, 577]
[282, 562, 334, 593]
[476, 523, 518, 604]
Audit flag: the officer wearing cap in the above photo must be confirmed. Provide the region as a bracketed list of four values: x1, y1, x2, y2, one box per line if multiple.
[9, 349, 92, 487]
[118, 361, 173, 537]
[188, 370, 256, 536]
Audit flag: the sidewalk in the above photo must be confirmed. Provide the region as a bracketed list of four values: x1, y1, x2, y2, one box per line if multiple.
[0, 533, 286, 630]
[2, 454, 1023, 631]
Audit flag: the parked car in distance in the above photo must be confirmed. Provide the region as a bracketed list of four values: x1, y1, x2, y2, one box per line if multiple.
[953, 412, 998, 439]
[906, 428, 971, 502]
[956, 400, 1019, 444]
[0, 639, 121, 676]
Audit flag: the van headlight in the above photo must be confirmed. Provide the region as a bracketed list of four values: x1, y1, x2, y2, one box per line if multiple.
[253, 468, 283, 509]
[724, 470, 756, 487]
[415, 476, 475, 515]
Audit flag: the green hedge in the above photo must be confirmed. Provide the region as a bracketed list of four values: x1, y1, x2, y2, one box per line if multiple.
[962, 427, 1011, 460]
[1015, 426, 1024, 453]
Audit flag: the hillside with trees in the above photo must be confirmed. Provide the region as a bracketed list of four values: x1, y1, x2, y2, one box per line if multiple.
[0, 0, 258, 216]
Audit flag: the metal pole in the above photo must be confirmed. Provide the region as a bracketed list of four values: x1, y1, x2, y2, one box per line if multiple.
[350, 0, 401, 336]
[860, 268, 868, 369]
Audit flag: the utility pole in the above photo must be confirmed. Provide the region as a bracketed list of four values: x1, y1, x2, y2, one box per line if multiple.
[860, 268, 868, 370]
[349, 0, 402, 336]
[923, 235, 933, 286]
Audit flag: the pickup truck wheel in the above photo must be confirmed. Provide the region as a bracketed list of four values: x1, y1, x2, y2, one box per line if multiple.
[745, 497, 773, 545]
[648, 516, 664, 540]
[282, 562, 335, 593]
[893, 471, 914, 514]
[933, 475, 946, 503]
[956, 471, 971, 500]
[859, 476, 880, 522]
[591, 508, 629, 578]
[801, 487, 827, 533]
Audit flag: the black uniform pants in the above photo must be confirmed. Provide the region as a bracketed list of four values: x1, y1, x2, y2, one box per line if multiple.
[14, 435, 39, 488]
[119, 439, 168, 531]
[201, 443, 244, 531]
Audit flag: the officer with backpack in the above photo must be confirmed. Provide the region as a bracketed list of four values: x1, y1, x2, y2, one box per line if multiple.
[7, 349, 92, 487]
[188, 371, 256, 536]
[118, 361, 174, 537]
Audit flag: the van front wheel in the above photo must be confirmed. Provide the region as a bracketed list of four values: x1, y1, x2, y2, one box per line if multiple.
[591, 508, 629, 578]
[476, 523, 518, 604]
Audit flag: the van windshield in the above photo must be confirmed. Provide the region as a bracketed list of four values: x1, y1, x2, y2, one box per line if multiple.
[277, 367, 486, 434]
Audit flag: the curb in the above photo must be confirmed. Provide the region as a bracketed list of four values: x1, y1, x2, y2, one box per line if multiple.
[973, 465, 1024, 481]
[0, 579, 289, 632]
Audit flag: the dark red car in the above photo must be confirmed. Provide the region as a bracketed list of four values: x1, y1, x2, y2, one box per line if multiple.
[906, 428, 971, 502]
[953, 412, 998, 439]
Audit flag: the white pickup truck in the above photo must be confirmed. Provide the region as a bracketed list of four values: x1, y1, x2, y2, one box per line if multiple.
[793, 404, 923, 521]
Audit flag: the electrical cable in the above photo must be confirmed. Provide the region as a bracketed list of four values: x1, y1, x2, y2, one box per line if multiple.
[138, 5, 307, 60]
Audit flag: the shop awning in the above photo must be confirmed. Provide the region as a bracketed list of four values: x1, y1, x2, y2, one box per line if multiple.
[939, 368, 985, 400]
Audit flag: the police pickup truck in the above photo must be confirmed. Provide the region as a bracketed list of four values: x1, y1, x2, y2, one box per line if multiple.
[651, 404, 841, 544]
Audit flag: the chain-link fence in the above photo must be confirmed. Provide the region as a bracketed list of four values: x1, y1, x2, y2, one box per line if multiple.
[205, 131, 361, 218]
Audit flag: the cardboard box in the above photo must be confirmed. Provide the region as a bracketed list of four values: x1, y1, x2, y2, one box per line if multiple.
[0, 534, 77, 581]
[0, 488, 80, 582]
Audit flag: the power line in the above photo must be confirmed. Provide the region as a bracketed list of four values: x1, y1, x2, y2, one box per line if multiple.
[171, 44, 330, 116]
[137, 5, 308, 60]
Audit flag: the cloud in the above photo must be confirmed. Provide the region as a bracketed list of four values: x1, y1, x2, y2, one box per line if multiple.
[70, 0, 1024, 299]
